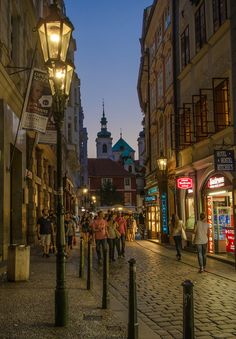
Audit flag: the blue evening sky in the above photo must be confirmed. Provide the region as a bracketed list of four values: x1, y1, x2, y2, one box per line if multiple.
[64, 0, 152, 158]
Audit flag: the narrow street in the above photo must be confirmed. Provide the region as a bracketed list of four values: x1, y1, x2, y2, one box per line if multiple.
[96, 240, 236, 339]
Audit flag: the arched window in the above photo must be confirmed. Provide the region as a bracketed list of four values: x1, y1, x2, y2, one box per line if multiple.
[102, 144, 107, 153]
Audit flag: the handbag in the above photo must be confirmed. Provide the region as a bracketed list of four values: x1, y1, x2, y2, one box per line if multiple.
[181, 227, 187, 241]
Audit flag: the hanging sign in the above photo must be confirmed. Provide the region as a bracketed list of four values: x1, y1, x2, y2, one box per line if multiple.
[21, 68, 52, 133]
[177, 177, 193, 189]
[214, 150, 235, 171]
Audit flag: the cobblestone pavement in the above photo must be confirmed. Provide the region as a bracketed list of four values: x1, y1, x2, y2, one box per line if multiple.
[0, 244, 127, 339]
[94, 240, 236, 339]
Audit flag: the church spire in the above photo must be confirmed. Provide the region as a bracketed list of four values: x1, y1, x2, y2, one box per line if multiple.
[97, 99, 111, 138]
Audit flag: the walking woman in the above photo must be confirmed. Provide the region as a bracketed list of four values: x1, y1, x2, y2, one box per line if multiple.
[170, 214, 184, 260]
[107, 214, 118, 262]
[194, 212, 209, 273]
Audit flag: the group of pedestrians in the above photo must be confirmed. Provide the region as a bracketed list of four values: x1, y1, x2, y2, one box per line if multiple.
[79, 210, 137, 265]
[37, 208, 77, 258]
[170, 212, 210, 273]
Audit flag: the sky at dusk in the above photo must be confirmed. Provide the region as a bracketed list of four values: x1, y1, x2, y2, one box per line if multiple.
[64, 0, 152, 158]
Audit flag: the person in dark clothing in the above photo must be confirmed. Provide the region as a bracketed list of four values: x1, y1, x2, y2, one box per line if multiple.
[37, 208, 54, 257]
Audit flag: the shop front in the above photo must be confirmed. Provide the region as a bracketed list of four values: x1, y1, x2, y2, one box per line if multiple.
[203, 174, 235, 258]
[145, 186, 161, 240]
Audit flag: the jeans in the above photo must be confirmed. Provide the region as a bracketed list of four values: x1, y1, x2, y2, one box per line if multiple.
[95, 238, 107, 261]
[173, 235, 182, 258]
[119, 234, 126, 256]
[196, 243, 207, 269]
[107, 238, 116, 260]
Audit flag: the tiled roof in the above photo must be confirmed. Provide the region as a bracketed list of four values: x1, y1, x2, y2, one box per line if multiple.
[88, 158, 134, 177]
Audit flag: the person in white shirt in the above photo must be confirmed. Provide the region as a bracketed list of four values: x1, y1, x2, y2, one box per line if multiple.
[194, 212, 209, 273]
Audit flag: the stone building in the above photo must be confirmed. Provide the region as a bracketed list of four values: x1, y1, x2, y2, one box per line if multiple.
[0, 0, 84, 260]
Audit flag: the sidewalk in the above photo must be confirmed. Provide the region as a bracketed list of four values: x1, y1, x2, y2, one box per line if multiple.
[0, 243, 127, 339]
[0, 241, 157, 339]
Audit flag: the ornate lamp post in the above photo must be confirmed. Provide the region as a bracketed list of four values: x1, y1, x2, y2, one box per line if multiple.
[157, 152, 169, 243]
[37, 1, 74, 326]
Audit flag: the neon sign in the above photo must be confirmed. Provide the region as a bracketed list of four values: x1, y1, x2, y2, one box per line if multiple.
[207, 196, 214, 253]
[208, 176, 224, 188]
[161, 193, 168, 234]
[177, 177, 193, 189]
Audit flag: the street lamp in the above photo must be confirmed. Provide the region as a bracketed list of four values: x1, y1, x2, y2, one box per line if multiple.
[37, 1, 74, 327]
[157, 152, 169, 243]
[82, 187, 88, 211]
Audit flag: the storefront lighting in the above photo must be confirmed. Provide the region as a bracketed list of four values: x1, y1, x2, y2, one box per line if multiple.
[208, 190, 227, 196]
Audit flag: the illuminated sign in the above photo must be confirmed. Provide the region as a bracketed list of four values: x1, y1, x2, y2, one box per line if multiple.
[177, 177, 193, 189]
[145, 195, 157, 203]
[226, 228, 235, 253]
[161, 193, 168, 234]
[207, 196, 214, 253]
[148, 186, 158, 195]
[208, 176, 225, 188]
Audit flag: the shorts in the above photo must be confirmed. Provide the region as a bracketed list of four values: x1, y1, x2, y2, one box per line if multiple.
[40, 234, 51, 246]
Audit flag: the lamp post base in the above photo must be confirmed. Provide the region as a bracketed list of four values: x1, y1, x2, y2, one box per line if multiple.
[55, 289, 68, 326]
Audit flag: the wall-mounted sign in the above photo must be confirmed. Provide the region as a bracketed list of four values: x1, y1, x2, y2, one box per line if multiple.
[225, 228, 235, 253]
[207, 196, 214, 253]
[161, 193, 168, 234]
[145, 195, 157, 203]
[177, 177, 193, 189]
[148, 186, 158, 195]
[214, 150, 235, 171]
[208, 176, 225, 188]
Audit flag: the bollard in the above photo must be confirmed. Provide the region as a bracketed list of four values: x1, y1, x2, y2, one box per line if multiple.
[128, 258, 138, 339]
[79, 237, 85, 278]
[102, 248, 110, 309]
[87, 240, 93, 290]
[182, 280, 194, 339]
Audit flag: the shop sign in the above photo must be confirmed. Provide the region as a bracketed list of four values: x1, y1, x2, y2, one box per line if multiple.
[145, 195, 157, 203]
[148, 186, 158, 195]
[207, 196, 214, 253]
[208, 176, 224, 188]
[177, 177, 193, 189]
[225, 228, 235, 253]
[161, 192, 168, 234]
[214, 150, 235, 171]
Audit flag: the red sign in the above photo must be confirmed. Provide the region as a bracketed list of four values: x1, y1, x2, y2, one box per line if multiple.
[225, 228, 235, 253]
[177, 177, 193, 189]
[207, 196, 214, 253]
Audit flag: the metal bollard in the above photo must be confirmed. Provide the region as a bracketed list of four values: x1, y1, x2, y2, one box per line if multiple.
[102, 248, 110, 309]
[87, 240, 93, 290]
[128, 258, 138, 339]
[182, 280, 194, 339]
[79, 237, 84, 278]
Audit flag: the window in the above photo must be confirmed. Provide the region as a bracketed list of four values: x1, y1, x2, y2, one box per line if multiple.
[165, 53, 172, 89]
[195, 2, 206, 52]
[124, 178, 131, 187]
[124, 192, 132, 206]
[68, 123, 72, 143]
[181, 26, 190, 69]
[164, 5, 171, 31]
[150, 83, 156, 112]
[157, 70, 163, 99]
[212, 0, 227, 32]
[102, 144, 107, 153]
[156, 25, 162, 50]
[214, 79, 230, 132]
[159, 115, 164, 155]
[102, 178, 112, 186]
[195, 97, 208, 141]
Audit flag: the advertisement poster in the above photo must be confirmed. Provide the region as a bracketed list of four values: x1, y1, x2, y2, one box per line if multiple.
[38, 113, 57, 144]
[225, 228, 235, 253]
[21, 68, 52, 133]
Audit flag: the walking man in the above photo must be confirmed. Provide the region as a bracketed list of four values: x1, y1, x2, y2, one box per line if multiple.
[93, 211, 108, 265]
[37, 208, 54, 258]
[116, 212, 127, 257]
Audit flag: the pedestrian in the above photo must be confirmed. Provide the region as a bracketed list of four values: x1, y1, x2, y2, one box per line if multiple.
[49, 209, 56, 253]
[170, 214, 184, 261]
[64, 212, 75, 257]
[37, 208, 54, 258]
[126, 214, 133, 242]
[116, 212, 127, 257]
[193, 212, 209, 273]
[93, 211, 108, 265]
[107, 214, 118, 262]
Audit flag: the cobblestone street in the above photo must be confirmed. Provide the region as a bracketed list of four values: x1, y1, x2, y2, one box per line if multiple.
[98, 240, 236, 339]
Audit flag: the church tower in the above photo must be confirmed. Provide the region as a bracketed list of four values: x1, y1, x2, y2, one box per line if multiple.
[96, 101, 113, 159]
